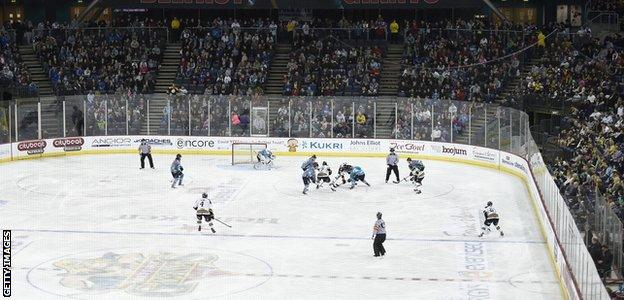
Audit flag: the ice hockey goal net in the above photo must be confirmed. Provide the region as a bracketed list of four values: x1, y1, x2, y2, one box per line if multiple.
[231, 143, 268, 165]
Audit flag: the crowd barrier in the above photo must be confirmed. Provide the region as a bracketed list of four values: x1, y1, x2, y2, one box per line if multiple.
[0, 133, 610, 300]
[0, 95, 610, 299]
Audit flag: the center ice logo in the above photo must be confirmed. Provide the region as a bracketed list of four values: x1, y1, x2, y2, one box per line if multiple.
[29, 247, 273, 298]
[52, 252, 232, 297]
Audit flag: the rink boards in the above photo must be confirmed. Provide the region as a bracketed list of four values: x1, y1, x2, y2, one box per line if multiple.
[0, 136, 580, 299]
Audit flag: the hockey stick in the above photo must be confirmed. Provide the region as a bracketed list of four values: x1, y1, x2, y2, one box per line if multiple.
[214, 218, 232, 228]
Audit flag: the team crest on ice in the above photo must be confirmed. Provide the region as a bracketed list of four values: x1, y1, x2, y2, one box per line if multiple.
[52, 251, 233, 297]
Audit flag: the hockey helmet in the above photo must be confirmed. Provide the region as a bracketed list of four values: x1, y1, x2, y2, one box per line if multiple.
[407, 157, 412, 162]
[322, 161, 328, 166]
[313, 162, 319, 168]
[202, 192, 208, 198]
[390, 148, 395, 152]
[311, 154, 317, 159]
[486, 201, 493, 207]
[176, 153, 182, 159]
[376, 212, 382, 219]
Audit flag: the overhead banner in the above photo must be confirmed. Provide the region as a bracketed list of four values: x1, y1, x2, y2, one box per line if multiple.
[114, 0, 483, 9]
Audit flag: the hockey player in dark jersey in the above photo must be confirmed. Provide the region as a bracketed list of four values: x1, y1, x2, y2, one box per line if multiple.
[405, 157, 425, 193]
[301, 155, 317, 194]
[171, 154, 184, 188]
[479, 201, 504, 237]
[330, 163, 352, 191]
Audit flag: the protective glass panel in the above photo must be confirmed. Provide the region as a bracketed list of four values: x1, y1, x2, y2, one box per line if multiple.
[290, 98, 311, 138]
[310, 97, 331, 138]
[128, 94, 147, 135]
[332, 99, 353, 138]
[106, 94, 128, 136]
[169, 94, 190, 136]
[270, 98, 290, 138]
[16, 99, 39, 141]
[499, 107, 512, 152]
[395, 99, 413, 140]
[487, 107, 501, 150]
[250, 96, 269, 136]
[65, 94, 86, 136]
[469, 104, 486, 147]
[189, 95, 209, 136]
[432, 100, 451, 142]
[0, 103, 10, 143]
[510, 109, 522, 154]
[412, 100, 432, 141]
[451, 100, 469, 145]
[209, 95, 230, 137]
[230, 96, 251, 137]
[354, 97, 374, 138]
[40, 98, 63, 139]
[84, 94, 104, 136]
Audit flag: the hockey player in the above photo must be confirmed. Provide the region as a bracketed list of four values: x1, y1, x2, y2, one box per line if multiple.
[301, 155, 317, 194]
[348, 166, 371, 189]
[406, 157, 425, 194]
[194, 192, 215, 233]
[171, 154, 184, 188]
[479, 201, 504, 237]
[256, 146, 275, 168]
[330, 163, 352, 191]
[316, 161, 333, 189]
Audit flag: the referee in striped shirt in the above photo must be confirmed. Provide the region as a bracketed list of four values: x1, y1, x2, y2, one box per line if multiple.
[372, 212, 386, 257]
[139, 139, 154, 169]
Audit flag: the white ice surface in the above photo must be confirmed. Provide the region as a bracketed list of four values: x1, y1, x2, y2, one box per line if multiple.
[0, 154, 563, 300]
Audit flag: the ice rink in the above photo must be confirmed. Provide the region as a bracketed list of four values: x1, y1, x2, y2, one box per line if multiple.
[0, 154, 564, 300]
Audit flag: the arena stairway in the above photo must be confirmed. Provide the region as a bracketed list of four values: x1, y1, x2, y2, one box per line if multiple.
[140, 94, 168, 135]
[18, 45, 54, 96]
[374, 98, 397, 138]
[452, 105, 499, 146]
[379, 44, 403, 96]
[265, 43, 291, 95]
[154, 44, 181, 94]
[494, 58, 540, 105]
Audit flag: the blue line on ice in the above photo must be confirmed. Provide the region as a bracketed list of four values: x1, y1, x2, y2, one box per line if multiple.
[11, 228, 545, 245]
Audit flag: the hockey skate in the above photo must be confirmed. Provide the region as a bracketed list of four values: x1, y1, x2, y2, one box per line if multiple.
[414, 189, 422, 194]
[500, 231, 504, 237]
[393, 181, 399, 184]
[211, 228, 216, 233]
[198, 225, 201, 231]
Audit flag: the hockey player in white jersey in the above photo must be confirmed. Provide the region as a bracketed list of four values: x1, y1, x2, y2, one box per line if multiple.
[255, 146, 275, 169]
[405, 157, 425, 194]
[315, 161, 333, 189]
[194, 192, 216, 233]
[479, 201, 504, 237]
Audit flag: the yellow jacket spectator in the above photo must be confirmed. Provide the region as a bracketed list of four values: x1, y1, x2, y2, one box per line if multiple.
[389, 20, 399, 43]
[537, 32, 545, 47]
[287, 20, 296, 33]
[356, 113, 366, 125]
[171, 17, 180, 30]
[390, 20, 399, 34]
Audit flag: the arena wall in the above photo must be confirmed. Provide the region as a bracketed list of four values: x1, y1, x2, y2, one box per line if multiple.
[0, 136, 598, 299]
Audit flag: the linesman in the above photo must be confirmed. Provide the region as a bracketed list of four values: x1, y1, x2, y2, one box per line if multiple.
[139, 139, 154, 169]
